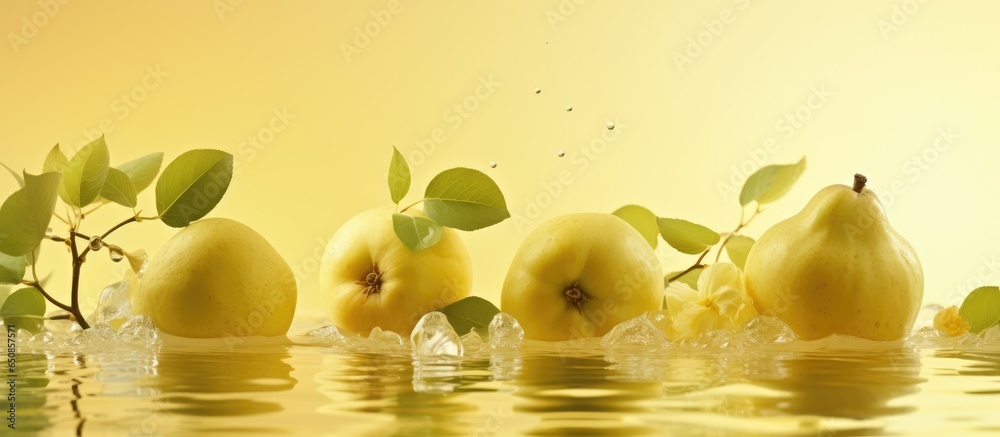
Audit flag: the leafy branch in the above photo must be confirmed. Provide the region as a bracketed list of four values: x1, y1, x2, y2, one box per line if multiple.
[386, 146, 510, 251]
[612, 157, 806, 287]
[0, 136, 234, 331]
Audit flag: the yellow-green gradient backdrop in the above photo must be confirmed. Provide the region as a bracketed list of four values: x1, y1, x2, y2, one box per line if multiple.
[2, 0, 998, 320]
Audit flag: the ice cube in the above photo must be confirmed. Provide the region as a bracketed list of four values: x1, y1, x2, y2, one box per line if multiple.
[643, 309, 672, 336]
[909, 326, 984, 349]
[410, 312, 463, 357]
[488, 312, 524, 350]
[117, 315, 159, 346]
[740, 316, 796, 345]
[982, 325, 1000, 344]
[600, 316, 670, 349]
[15, 329, 34, 345]
[460, 328, 487, 357]
[89, 281, 134, 326]
[308, 325, 352, 348]
[71, 322, 118, 348]
[697, 329, 738, 348]
[367, 327, 407, 352]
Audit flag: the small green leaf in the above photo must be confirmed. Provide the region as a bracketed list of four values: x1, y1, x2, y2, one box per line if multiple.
[657, 218, 720, 255]
[392, 213, 444, 251]
[958, 286, 1000, 334]
[739, 157, 806, 206]
[725, 235, 755, 270]
[100, 167, 138, 208]
[62, 136, 111, 207]
[612, 205, 659, 248]
[0, 172, 61, 256]
[0, 287, 46, 334]
[42, 144, 69, 174]
[388, 147, 411, 205]
[665, 266, 704, 289]
[435, 296, 501, 336]
[423, 167, 510, 231]
[155, 150, 233, 228]
[0, 252, 28, 285]
[0, 162, 23, 187]
[117, 152, 164, 194]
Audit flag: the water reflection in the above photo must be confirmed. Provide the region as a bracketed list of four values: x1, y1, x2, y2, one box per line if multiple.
[513, 351, 661, 436]
[150, 349, 297, 417]
[746, 344, 923, 419]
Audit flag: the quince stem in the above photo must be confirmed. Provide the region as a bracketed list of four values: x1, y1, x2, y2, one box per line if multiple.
[853, 173, 867, 193]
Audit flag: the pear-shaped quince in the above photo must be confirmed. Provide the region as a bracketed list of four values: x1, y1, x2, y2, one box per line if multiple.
[743, 174, 923, 340]
[501, 213, 663, 341]
[320, 207, 472, 335]
[133, 218, 297, 338]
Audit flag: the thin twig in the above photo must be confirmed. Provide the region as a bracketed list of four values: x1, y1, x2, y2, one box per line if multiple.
[666, 247, 712, 283]
[29, 250, 73, 313]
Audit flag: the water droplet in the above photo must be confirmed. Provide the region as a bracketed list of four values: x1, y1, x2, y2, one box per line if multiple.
[489, 161, 497, 168]
[88, 236, 103, 251]
[534, 88, 541, 94]
[109, 248, 124, 263]
[557, 150, 565, 157]
[565, 106, 573, 112]
[606, 121, 616, 130]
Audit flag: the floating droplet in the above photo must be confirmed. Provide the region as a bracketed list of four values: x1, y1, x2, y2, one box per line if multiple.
[534, 88, 541, 94]
[545, 41, 549, 45]
[606, 121, 616, 130]
[557, 150, 565, 157]
[565, 106, 573, 112]
[489, 161, 497, 168]
[88, 236, 104, 251]
[109, 248, 124, 263]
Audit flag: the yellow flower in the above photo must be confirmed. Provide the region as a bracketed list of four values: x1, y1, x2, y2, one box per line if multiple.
[933, 305, 970, 337]
[665, 263, 757, 340]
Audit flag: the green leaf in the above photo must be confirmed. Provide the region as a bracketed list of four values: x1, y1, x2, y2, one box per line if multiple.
[392, 213, 443, 251]
[958, 286, 1000, 334]
[155, 150, 233, 228]
[0, 252, 27, 285]
[0, 172, 61, 256]
[435, 296, 501, 336]
[422, 167, 510, 231]
[62, 136, 110, 207]
[42, 144, 69, 174]
[0, 287, 46, 334]
[388, 147, 411, 205]
[100, 167, 138, 208]
[739, 157, 806, 206]
[612, 205, 659, 248]
[665, 266, 704, 289]
[725, 235, 755, 270]
[657, 218, 720, 255]
[0, 162, 23, 187]
[117, 152, 164, 194]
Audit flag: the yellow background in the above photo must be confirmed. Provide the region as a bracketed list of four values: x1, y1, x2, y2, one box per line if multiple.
[2, 0, 998, 320]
